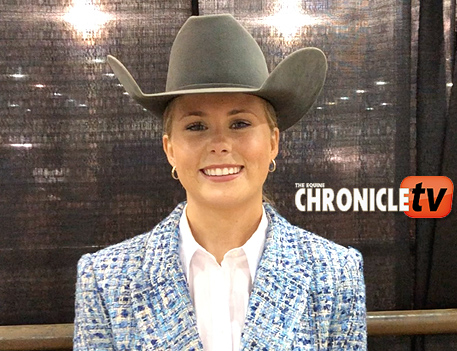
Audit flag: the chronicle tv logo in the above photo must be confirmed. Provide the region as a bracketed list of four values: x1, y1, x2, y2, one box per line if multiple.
[294, 176, 453, 218]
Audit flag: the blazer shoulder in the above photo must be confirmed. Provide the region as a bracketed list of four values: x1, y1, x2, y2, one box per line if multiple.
[77, 202, 186, 280]
[270, 210, 365, 307]
[296, 224, 363, 272]
[77, 231, 151, 281]
[266, 204, 363, 270]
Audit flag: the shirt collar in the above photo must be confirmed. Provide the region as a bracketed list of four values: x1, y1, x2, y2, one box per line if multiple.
[178, 205, 268, 282]
[242, 206, 268, 281]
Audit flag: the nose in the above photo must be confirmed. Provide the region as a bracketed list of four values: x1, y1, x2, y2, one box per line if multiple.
[207, 128, 231, 154]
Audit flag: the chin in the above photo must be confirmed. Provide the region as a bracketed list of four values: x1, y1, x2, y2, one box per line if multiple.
[206, 194, 243, 207]
[185, 183, 263, 208]
[203, 191, 261, 209]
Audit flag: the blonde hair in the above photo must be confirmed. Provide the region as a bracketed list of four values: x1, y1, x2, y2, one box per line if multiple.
[162, 95, 278, 136]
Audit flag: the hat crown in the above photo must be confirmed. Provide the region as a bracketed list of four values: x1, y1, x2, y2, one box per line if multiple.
[166, 15, 269, 91]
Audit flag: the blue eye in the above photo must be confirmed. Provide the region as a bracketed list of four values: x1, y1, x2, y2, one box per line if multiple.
[186, 122, 206, 131]
[231, 120, 251, 129]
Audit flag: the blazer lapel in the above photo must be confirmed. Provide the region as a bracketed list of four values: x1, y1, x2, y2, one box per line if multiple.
[240, 206, 313, 350]
[130, 204, 204, 350]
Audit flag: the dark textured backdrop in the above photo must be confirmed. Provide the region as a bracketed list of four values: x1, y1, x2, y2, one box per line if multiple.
[1, 0, 456, 350]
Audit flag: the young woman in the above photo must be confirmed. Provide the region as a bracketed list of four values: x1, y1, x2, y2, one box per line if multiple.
[74, 14, 366, 350]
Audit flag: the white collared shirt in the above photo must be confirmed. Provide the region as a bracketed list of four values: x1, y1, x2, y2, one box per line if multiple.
[178, 206, 268, 351]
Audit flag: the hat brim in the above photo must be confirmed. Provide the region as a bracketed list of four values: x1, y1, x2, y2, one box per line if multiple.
[107, 48, 327, 131]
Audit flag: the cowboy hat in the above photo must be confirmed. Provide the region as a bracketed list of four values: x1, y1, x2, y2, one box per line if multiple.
[107, 14, 327, 131]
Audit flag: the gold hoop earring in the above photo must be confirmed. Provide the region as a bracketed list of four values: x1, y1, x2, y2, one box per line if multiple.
[269, 159, 276, 173]
[171, 166, 179, 180]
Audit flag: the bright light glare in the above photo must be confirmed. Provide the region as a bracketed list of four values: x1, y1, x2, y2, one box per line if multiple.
[264, 0, 319, 39]
[11, 143, 33, 148]
[9, 73, 27, 79]
[64, 0, 112, 40]
[89, 58, 105, 64]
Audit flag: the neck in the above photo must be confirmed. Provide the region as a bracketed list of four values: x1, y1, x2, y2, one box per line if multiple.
[185, 197, 263, 264]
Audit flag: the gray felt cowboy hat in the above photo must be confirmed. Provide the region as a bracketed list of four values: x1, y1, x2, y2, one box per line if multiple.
[107, 14, 327, 131]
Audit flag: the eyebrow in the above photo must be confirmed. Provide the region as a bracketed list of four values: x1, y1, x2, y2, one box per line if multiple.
[228, 109, 253, 115]
[178, 111, 206, 121]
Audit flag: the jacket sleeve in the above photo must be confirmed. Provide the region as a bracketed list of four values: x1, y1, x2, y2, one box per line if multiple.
[74, 253, 115, 351]
[328, 248, 367, 350]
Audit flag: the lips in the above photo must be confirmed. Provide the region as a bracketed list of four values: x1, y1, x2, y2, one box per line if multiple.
[202, 166, 242, 176]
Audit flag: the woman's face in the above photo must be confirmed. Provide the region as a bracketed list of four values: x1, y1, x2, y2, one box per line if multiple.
[163, 93, 279, 209]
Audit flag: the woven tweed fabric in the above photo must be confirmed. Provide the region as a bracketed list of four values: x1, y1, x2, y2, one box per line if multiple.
[74, 203, 367, 350]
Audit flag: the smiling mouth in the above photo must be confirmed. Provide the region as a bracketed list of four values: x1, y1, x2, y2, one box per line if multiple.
[202, 166, 243, 176]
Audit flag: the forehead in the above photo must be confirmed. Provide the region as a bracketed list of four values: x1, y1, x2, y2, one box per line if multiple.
[171, 93, 266, 113]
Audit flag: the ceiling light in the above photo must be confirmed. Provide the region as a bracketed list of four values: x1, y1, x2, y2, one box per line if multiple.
[263, 0, 319, 39]
[63, 0, 112, 40]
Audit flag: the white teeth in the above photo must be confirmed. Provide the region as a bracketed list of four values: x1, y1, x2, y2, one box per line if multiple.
[203, 167, 241, 176]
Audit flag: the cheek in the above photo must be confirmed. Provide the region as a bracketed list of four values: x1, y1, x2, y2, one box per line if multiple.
[240, 137, 273, 168]
[174, 145, 194, 165]
[171, 139, 203, 173]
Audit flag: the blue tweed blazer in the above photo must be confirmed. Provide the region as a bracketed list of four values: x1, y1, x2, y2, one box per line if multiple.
[74, 203, 366, 350]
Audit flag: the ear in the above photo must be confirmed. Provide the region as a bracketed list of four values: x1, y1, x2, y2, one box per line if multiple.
[270, 127, 279, 160]
[162, 134, 175, 167]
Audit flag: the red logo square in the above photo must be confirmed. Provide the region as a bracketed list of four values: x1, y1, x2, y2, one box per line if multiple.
[401, 176, 453, 218]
